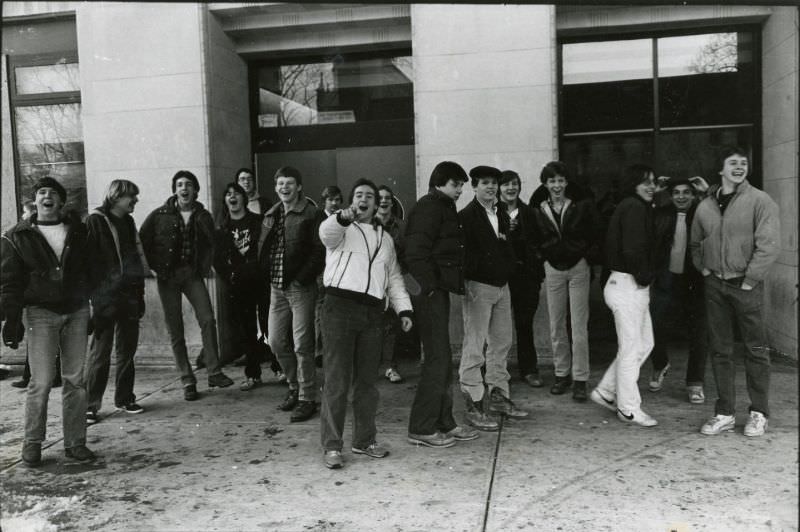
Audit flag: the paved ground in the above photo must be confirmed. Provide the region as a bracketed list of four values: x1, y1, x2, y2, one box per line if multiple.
[0, 345, 797, 532]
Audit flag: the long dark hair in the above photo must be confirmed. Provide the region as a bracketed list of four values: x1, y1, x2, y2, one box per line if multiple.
[216, 181, 248, 228]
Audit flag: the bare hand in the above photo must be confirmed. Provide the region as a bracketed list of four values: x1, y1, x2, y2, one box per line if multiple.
[338, 205, 358, 223]
[400, 316, 413, 332]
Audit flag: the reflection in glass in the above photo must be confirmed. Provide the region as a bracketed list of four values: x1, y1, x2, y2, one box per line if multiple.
[257, 56, 413, 127]
[15, 62, 80, 95]
[14, 103, 87, 215]
[656, 127, 754, 187]
[562, 39, 652, 85]
[658, 33, 741, 77]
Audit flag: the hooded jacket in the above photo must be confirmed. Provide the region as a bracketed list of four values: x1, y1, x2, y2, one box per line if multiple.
[1, 212, 89, 321]
[86, 207, 148, 319]
[529, 182, 600, 270]
[140, 196, 216, 279]
[690, 180, 780, 286]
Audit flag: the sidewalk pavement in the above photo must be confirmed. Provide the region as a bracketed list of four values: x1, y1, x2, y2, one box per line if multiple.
[0, 345, 797, 532]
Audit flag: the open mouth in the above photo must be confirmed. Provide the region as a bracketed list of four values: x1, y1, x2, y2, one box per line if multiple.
[357, 205, 368, 212]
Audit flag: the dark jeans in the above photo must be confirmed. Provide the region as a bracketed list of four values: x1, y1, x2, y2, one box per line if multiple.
[156, 266, 222, 385]
[705, 275, 771, 417]
[381, 309, 400, 369]
[408, 289, 457, 435]
[508, 272, 541, 377]
[649, 271, 708, 385]
[319, 295, 383, 451]
[85, 313, 140, 410]
[229, 284, 261, 379]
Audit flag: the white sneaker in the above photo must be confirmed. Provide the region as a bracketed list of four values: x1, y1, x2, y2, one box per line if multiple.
[648, 363, 670, 392]
[616, 408, 658, 427]
[590, 388, 617, 412]
[687, 385, 705, 404]
[743, 411, 768, 437]
[700, 414, 735, 435]
[385, 368, 403, 383]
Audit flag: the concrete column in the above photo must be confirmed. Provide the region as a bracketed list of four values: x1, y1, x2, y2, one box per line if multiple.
[761, 7, 798, 359]
[410, 5, 557, 360]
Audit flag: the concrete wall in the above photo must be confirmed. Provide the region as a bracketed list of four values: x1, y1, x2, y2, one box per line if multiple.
[761, 7, 798, 358]
[411, 5, 557, 357]
[1, 54, 16, 232]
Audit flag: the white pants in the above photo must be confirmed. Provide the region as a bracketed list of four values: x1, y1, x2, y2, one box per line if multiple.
[596, 271, 654, 413]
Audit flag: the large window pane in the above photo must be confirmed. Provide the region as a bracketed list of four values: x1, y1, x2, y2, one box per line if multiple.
[658, 32, 755, 127]
[257, 56, 413, 128]
[562, 39, 653, 133]
[14, 103, 86, 215]
[14, 62, 80, 95]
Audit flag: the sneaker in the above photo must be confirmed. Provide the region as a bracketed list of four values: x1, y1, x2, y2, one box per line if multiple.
[687, 385, 706, 404]
[444, 425, 479, 441]
[117, 402, 144, 414]
[407, 432, 456, 448]
[323, 450, 343, 469]
[550, 375, 572, 395]
[523, 373, 544, 388]
[290, 400, 317, 422]
[385, 368, 403, 383]
[183, 384, 199, 401]
[700, 414, 735, 435]
[240, 377, 262, 391]
[572, 380, 588, 403]
[616, 408, 658, 427]
[208, 373, 234, 388]
[648, 363, 670, 392]
[11, 378, 29, 389]
[352, 442, 390, 458]
[744, 411, 768, 437]
[65, 445, 96, 463]
[21, 442, 42, 467]
[278, 389, 299, 411]
[590, 388, 617, 412]
[488, 388, 528, 418]
[86, 409, 100, 425]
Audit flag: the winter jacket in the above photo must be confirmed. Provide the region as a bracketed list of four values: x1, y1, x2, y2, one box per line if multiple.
[459, 198, 516, 287]
[86, 207, 148, 320]
[256, 197, 324, 288]
[140, 196, 216, 279]
[651, 202, 703, 290]
[0, 213, 89, 321]
[604, 194, 656, 287]
[214, 211, 263, 290]
[319, 214, 412, 316]
[530, 183, 600, 270]
[690, 180, 780, 286]
[499, 199, 544, 281]
[404, 189, 465, 296]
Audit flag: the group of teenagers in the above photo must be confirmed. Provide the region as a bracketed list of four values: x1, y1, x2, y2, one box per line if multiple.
[0, 144, 780, 470]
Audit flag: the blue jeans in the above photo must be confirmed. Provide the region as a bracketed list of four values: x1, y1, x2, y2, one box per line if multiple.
[319, 295, 383, 451]
[268, 281, 317, 401]
[705, 275, 771, 417]
[85, 313, 140, 411]
[25, 305, 90, 449]
[156, 266, 222, 385]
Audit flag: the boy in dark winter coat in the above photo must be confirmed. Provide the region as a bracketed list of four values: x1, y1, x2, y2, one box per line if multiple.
[140, 170, 234, 401]
[84, 179, 148, 423]
[1, 177, 96, 466]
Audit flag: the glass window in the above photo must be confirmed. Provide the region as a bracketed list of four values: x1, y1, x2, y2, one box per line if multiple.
[256, 56, 413, 128]
[14, 62, 80, 95]
[561, 39, 653, 133]
[655, 127, 753, 187]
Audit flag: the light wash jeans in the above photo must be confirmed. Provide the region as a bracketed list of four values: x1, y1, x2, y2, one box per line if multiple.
[269, 281, 317, 401]
[25, 305, 90, 449]
[596, 271, 654, 414]
[543, 258, 591, 381]
[459, 280, 512, 402]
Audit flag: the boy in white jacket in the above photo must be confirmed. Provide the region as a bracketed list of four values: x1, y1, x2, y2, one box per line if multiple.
[318, 179, 413, 469]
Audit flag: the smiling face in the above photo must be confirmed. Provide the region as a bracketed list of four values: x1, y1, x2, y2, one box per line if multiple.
[324, 194, 342, 214]
[351, 184, 377, 222]
[225, 187, 246, 216]
[113, 193, 138, 216]
[174, 177, 198, 210]
[499, 178, 520, 204]
[544, 175, 567, 202]
[237, 171, 255, 196]
[635, 172, 656, 203]
[275, 176, 301, 205]
[437, 179, 464, 201]
[670, 184, 694, 212]
[34, 187, 63, 222]
[719, 153, 749, 188]
[473, 177, 498, 205]
[377, 190, 394, 216]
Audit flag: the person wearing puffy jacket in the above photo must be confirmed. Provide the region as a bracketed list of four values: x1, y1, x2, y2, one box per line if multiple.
[317, 179, 413, 469]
